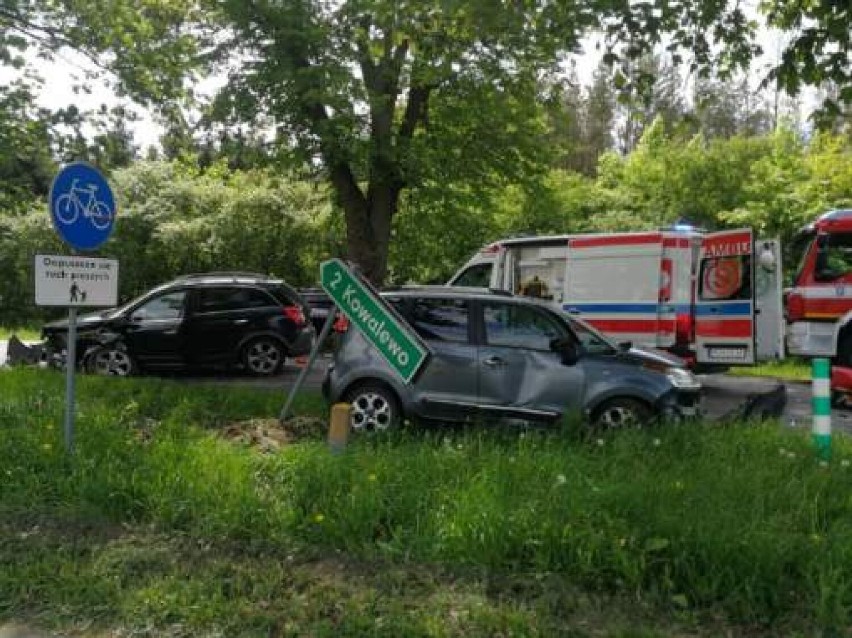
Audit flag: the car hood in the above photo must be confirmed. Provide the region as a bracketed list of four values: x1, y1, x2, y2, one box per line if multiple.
[43, 309, 117, 332]
[622, 345, 686, 369]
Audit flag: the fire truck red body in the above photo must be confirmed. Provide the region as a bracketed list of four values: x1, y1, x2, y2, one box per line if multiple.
[786, 209, 852, 365]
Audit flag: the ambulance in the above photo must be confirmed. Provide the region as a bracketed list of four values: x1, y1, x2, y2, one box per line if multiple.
[449, 227, 785, 367]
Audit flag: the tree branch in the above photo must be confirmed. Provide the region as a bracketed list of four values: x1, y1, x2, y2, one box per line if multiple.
[0, 7, 112, 74]
[398, 82, 431, 141]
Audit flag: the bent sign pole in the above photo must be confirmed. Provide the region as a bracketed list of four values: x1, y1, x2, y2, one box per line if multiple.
[320, 259, 429, 382]
[279, 259, 429, 424]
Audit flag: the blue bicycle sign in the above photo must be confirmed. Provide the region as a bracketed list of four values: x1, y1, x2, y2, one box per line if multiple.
[49, 162, 117, 251]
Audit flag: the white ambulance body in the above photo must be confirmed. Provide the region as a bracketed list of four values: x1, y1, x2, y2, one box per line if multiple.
[449, 229, 785, 366]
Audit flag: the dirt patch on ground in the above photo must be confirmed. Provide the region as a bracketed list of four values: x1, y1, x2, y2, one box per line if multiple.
[221, 416, 326, 451]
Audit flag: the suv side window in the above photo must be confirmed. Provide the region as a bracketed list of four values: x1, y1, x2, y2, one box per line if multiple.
[197, 287, 274, 313]
[484, 302, 563, 351]
[398, 298, 470, 343]
[130, 290, 187, 321]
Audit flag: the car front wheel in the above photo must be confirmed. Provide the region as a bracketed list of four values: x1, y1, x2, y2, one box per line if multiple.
[242, 337, 284, 376]
[343, 383, 401, 433]
[592, 397, 653, 429]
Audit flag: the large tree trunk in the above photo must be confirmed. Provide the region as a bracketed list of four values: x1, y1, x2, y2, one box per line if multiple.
[340, 181, 399, 286]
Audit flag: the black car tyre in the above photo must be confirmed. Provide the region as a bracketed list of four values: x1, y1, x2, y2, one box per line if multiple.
[242, 337, 284, 376]
[86, 347, 136, 377]
[343, 383, 402, 433]
[592, 397, 653, 429]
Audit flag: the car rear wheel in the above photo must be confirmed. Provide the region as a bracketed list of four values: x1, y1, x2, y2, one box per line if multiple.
[242, 337, 284, 376]
[593, 397, 653, 429]
[343, 383, 401, 433]
[86, 347, 136, 377]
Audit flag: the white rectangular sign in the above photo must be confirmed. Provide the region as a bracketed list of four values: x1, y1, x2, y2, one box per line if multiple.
[35, 254, 119, 307]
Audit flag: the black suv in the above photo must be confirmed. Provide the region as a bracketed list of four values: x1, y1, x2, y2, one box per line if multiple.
[42, 273, 314, 376]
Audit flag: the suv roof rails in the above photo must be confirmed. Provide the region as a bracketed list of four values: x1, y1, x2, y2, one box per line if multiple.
[175, 271, 272, 281]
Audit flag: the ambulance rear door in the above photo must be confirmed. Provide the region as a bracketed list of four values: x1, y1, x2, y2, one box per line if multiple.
[695, 229, 755, 365]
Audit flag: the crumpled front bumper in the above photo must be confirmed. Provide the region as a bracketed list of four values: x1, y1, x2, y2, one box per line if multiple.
[656, 388, 703, 422]
[5, 336, 46, 366]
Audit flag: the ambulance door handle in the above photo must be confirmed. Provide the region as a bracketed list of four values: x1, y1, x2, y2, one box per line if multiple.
[483, 356, 506, 368]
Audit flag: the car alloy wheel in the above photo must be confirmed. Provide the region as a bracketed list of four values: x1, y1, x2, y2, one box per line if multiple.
[344, 384, 400, 432]
[243, 338, 283, 376]
[89, 348, 135, 376]
[594, 398, 652, 429]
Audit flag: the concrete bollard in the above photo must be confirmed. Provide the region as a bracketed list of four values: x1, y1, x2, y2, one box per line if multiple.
[328, 403, 351, 454]
[812, 358, 831, 461]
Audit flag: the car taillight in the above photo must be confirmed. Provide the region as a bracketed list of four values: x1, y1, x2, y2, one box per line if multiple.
[786, 291, 805, 322]
[283, 305, 306, 327]
[333, 315, 349, 333]
[675, 313, 693, 346]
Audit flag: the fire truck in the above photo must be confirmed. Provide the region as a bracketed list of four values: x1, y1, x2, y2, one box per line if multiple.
[786, 209, 852, 365]
[449, 227, 786, 367]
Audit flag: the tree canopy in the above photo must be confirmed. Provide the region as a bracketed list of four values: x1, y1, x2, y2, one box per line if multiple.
[0, 0, 850, 283]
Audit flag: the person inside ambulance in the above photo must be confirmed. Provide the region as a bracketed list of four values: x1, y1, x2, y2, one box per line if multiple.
[519, 275, 549, 299]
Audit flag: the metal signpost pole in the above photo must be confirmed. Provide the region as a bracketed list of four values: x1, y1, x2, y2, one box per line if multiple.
[64, 307, 77, 453]
[44, 162, 118, 456]
[280, 311, 336, 423]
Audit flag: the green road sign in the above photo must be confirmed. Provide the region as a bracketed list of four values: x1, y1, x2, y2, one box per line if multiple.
[320, 259, 429, 383]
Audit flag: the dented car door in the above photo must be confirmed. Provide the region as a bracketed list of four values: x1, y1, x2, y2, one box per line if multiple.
[477, 301, 585, 421]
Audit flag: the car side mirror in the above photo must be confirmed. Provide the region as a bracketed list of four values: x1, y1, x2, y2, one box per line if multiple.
[550, 337, 580, 366]
[618, 341, 632, 353]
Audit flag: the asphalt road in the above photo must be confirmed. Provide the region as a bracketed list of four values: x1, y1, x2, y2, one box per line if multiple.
[2, 340, 849, 432]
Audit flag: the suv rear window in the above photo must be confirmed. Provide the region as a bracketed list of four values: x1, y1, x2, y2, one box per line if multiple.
[264, 282, 307, 308]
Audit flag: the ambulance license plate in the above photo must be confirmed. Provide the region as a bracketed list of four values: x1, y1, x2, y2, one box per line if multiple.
[707, 346, 748, 361]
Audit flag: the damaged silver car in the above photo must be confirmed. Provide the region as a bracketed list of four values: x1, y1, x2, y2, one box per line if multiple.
[323, 287, 703, 431]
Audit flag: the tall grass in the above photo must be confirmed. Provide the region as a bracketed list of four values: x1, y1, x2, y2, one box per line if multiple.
[3, 368, 852, 631]
[0, 325, 41, 341]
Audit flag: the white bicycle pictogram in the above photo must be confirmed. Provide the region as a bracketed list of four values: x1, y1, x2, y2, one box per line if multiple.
[54, 179, 113, 231]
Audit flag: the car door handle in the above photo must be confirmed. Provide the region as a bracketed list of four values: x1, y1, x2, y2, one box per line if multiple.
[483, 356, 506, 368]
[233, 319, 249, 325]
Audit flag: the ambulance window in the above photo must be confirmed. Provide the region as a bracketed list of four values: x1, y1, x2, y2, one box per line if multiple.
[453, 264, 492, 288]
[698, 255, 752, 301]
[815, 233, 852, 281]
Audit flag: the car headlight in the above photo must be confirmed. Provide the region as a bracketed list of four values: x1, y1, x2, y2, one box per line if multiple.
[665, 367, 701, 390]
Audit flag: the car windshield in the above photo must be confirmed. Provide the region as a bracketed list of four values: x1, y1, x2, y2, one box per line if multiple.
[563, 314, 617, 355]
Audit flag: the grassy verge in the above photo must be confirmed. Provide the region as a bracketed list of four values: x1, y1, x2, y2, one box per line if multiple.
[2, 368, 851, 635]
[0, 325, 42, 341]
[730, 359, 812, 382]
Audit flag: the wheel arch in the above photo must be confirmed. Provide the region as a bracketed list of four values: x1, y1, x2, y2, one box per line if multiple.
[586, 389, 657, 421]
[339, 376, 403, 409]
[236, 330, 289, 356]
